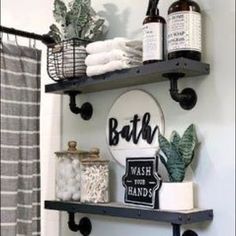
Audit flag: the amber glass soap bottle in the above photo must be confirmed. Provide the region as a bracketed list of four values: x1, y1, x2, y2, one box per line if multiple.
[167, 0, 202, 61]
[143, 0, 166, 64]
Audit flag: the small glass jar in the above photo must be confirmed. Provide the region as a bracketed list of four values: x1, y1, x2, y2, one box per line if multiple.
[55, 141, 89, 201]
[81, 148, 109, 203]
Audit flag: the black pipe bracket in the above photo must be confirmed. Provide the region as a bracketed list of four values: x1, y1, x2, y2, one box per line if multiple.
[68, 212, 92, 235]
[182, 230, 198, 236]
[66, 91, 93, 120]
[163, 72, 197, 110]
[172, 224, 198, 236]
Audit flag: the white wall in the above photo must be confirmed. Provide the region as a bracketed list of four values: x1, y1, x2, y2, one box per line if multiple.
[2, 0, 235, 235]
[1, 1, 61, 235]
[61, 0, 235, 236]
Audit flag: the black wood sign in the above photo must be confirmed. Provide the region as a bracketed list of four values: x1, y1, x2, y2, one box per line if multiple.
[109, 112, 158, 146]
[122, 157, 162, 208]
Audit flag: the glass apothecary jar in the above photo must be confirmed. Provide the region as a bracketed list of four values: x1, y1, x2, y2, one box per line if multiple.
[55, 141, 89, 201]
[81, 148, 109, 203]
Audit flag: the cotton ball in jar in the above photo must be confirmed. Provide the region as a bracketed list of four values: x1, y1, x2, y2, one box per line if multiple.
[75, 174, 80, 181]
[67, 185, 78, 194]
[67, 178, 77, 186]
[57, 178, 67, 189]
[61, 191, 72, 201]
[63, 162, 75, 179]
[72, 159, 80, 169]
[72, 192, 80, 201]
[56, 191, 64, 200]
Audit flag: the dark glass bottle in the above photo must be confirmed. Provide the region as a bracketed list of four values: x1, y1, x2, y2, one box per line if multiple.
[143, 0, 166, 64]
[167, 0, 202, 61]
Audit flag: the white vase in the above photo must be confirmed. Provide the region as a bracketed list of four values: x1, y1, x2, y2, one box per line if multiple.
[159, 181, 194, 211]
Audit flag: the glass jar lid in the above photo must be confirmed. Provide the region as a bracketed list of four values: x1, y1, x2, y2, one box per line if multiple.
[55, 141, 89, 157]
[81, 148, 109, 165]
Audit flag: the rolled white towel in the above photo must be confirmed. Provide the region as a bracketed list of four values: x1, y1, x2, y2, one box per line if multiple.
[85, 49, 142, 66]
[86, 38, 142, 55]
[86, 60, 141, 77]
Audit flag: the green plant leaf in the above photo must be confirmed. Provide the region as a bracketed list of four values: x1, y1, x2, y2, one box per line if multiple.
[167, 160, 185, 182]
[158, 133, 172, 160]
[170, 131, 181, 147]
[53, 0, 67, 23]
[51, 0, 107, 41]
[166, 144, 186, 182]
[159, 154, 168, 171]
[185, 151, 195, 168]
[159, 135, 186, 182]
[179, 124, 198, 167]
[77, 5, 90, 27]
[48, 24, 62, 42]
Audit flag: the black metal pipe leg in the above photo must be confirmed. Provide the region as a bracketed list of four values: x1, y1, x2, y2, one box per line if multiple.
[169, 77, 197, 110]
[163, 72, 197, 110]
[182, 230, 198, 236]
[67, 91, 93, 120]
[172, 224, 181, 236]
[68, 212, 92, 236]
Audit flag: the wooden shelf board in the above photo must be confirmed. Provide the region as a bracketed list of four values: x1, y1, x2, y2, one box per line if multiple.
[45, 58, 210, 94]
[45, 200, 213, 225]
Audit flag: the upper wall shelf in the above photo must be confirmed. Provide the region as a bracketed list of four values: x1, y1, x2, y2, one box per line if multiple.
[45, 58, 209, 94]
[45, 58, 210, 117]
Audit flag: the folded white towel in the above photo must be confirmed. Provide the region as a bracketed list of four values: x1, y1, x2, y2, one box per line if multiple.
[86, 38, 142, 55]
[86, 60, 140, 77]
[85, 49, 142, 66]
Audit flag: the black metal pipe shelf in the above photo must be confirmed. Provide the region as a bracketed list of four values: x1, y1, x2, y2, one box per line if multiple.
[45, 58, 210, 95]
[45, 201, 213, 225]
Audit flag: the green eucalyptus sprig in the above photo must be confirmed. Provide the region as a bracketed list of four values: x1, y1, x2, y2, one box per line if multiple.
[158, 124, 198, 182]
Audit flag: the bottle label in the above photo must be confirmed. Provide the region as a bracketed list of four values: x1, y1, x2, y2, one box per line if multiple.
[167, 11, 201, 53]
[143, 23, 164, 61]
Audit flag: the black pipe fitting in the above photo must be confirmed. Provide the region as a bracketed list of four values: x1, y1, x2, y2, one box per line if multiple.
[172, 224, 181, 236]
[67, 91, 93, 120]
[68, 213, 92, 236]
[163, 73, 197, 110]
[182, 230, 198, 236]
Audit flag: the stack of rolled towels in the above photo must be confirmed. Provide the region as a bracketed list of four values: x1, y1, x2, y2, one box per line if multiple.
[85, 38, 143, 77]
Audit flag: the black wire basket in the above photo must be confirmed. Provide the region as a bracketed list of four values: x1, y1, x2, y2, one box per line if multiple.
[47, 38, 90, 82]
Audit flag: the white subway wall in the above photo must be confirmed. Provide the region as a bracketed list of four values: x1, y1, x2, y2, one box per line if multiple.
[1, 1, 61, 236]
[61, 0, 235, 236]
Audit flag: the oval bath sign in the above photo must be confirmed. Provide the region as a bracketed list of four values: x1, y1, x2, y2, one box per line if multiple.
[106, 90, 165, 166]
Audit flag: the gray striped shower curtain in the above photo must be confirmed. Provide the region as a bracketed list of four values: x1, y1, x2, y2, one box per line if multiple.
[1, 43, 41, 236]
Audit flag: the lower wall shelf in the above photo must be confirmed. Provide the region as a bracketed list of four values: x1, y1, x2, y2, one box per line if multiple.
[45, 201, 213, 236]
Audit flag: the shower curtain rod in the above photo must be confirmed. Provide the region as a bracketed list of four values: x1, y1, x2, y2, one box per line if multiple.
[0, 25, 55, 45]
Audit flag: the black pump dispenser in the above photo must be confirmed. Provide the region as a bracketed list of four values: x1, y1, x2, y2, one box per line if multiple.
[146, 0, 160, 16]
[143, 0, 166, 64]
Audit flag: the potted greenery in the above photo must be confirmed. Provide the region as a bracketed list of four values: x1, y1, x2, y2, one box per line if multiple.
[47, 0, 108, 80]
[158, 124, 198, 210]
